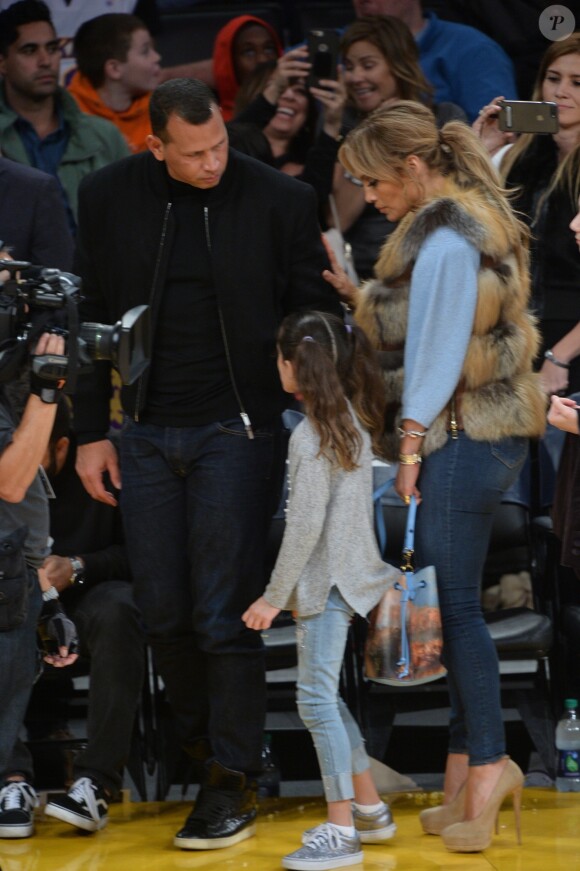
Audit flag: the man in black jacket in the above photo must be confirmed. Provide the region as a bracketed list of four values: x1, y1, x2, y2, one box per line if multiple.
[72, 78, 342, 851]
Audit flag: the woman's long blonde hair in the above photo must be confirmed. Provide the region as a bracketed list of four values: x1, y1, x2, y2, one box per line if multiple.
[339, 100, 525, 239]
[499, 33, 580, 210]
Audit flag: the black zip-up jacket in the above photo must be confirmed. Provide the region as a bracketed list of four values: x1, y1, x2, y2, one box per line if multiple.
[72, 147, 342, 443]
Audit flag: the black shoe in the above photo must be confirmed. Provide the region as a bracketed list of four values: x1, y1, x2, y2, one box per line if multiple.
[45, 777, 109, 832]
[0, 781, 38, 839]
[174, 760, 257, 850]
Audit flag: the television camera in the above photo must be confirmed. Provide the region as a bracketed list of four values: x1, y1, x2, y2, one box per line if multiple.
[0, 259, 150, 389]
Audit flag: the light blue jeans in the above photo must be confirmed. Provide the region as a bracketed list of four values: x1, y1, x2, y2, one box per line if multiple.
[296, 586, 370, 802]
[415, 432, 528, 765]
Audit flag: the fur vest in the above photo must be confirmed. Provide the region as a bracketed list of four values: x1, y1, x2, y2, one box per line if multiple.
[355, 183, 547, 461]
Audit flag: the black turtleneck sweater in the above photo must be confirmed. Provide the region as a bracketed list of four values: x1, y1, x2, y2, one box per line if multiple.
[142, 174, 238, 426]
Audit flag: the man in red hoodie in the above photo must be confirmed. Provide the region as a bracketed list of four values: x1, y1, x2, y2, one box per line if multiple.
[212, 15, 282, 121]
[68, 13, 162, 153]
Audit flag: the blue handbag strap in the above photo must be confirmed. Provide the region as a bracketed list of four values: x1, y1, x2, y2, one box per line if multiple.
[372, 482, 422, 679]
[372, 478, 417, 564]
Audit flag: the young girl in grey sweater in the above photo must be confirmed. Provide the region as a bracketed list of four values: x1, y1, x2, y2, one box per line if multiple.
[243, 310, 399, 871]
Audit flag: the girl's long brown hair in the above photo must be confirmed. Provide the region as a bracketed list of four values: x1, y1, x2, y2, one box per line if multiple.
[278, 311, 386, 471]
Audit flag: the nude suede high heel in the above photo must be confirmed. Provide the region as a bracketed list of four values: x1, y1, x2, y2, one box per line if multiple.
[441, 759, 524, 852]
[419, 782, 466, 835]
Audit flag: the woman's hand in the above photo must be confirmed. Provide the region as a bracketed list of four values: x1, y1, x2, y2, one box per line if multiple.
[321, 234, 359, 306]
[242, 596, 281, 631]
[548, 394, 580, 435]
[311, 69, 347, 140]
[539, 358, 569, 396]
[262, 46, 311, 105]
[471, 95, 515, 156]
[395, 461, 422, 505]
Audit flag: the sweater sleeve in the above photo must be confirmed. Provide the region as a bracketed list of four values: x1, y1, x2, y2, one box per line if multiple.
[263, 425, 331, 610]
[402, 226, 479, 427]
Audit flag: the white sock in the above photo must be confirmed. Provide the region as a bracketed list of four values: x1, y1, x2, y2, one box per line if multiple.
[354, 800, 385, 814]
[330, 822, 356, 837]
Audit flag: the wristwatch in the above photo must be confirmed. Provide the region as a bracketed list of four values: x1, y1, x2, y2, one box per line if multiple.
[544, 349, 570, 369]
[69, 556, 85, 585]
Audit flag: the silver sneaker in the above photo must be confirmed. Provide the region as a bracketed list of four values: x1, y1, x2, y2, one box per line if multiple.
[283, 822, 363, 870]
[303, 802, 396, 845]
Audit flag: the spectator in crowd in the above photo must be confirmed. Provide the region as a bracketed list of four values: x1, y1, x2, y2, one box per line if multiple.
[67, 13, 161, 153]
[350, 0, 518, 122]
[0, 156, 73, 268]
[324, 100, 545, 852]
[0, 0, 130, 232]
[229, 46, 346, 213]
[213, 15, 282, 121]
[548, 192, 580, 581]
[71, 78, 342, 851]
[333, 15, 466, 280]
[476, 34, 580, 512]
[0, 314, 77, 838]
[0, 0, 160, 81]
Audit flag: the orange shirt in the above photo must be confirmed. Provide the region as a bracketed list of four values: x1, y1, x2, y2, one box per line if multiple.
[68, 72, 151, 153]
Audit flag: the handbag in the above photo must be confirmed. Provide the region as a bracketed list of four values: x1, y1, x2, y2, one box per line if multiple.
[323, 195, 359, 285]
[365, 486, 446, 686]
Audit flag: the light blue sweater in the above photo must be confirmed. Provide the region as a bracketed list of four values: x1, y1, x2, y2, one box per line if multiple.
[402, 226, 479, 428]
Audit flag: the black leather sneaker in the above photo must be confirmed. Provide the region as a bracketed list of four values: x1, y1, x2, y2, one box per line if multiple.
[174, 760, 257, 850]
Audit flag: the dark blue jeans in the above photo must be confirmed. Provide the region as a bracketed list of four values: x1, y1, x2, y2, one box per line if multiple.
[415, 433, 528, 766]
[120, 416, 283, 775]
[71, 581, 144, 794]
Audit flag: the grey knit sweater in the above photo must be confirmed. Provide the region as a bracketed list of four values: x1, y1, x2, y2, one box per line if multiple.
[264, 411, 398, 617]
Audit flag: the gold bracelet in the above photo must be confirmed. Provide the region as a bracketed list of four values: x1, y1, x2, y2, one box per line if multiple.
[399, 453, 422, 465]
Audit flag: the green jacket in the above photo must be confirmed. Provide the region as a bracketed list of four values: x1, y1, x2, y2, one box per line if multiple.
[0, 86, 130, 222]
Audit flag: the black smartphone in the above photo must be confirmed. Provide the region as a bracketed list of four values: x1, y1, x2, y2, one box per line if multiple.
[498, 100, 559, 134]
[307, 29, 339, 89]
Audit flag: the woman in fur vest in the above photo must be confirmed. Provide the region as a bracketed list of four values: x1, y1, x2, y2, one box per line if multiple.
[323, 100, 546, 853]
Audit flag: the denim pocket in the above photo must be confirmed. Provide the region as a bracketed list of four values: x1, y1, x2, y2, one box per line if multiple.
[0, 526, 29, 631]
[490, 437, 528, 470]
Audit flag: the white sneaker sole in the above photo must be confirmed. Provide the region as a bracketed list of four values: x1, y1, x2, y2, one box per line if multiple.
[174, 822, 256, 850]
[0, 822, 34, 839]
[45, 803, 107, 833]
[359, 821, 397, 842]
[282, 850, 364, 870]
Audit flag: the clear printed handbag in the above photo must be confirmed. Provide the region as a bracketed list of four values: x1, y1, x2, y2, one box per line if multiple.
[365, 486, 446, 686]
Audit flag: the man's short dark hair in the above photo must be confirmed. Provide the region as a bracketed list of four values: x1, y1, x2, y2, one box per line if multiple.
[0, 0, 54, 55]
[149, 78, 217, 140]
[74, 13, 147, 89]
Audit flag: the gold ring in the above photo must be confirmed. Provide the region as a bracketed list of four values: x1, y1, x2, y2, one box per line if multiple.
[403, 495, 411, 505]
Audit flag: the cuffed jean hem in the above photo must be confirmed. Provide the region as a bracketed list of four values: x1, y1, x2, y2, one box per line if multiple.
[322, 772, 355, 803]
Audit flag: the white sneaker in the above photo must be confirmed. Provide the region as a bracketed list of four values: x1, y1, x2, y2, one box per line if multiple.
[45, 776, 108, 832]
[0, 781, 38, 838]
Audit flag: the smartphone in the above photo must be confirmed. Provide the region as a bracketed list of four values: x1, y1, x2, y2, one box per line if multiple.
[307, 29, 339, 89]
[498, 100, 559, 134]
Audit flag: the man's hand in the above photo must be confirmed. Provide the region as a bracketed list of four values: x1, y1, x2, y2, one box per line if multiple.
[42, 554, 75, 593]
[76, 440, 121, 506]
[242, 596, 281, 631]
[38, 599, 79, 667]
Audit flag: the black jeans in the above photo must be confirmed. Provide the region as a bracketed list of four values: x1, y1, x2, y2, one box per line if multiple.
[71, 581, 144, 794]
[120, 416, 284, 775]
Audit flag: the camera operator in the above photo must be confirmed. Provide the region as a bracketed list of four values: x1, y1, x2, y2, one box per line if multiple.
[0, 311, 78, 840]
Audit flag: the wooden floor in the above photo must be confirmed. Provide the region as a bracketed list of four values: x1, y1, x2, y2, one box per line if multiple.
[2, 788, 580, 871]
